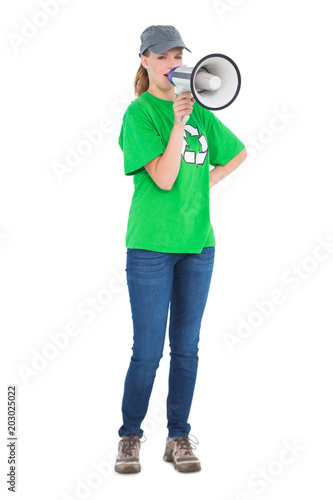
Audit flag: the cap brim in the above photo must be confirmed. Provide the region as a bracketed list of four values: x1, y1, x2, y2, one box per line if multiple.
[147, 40, 191, 54]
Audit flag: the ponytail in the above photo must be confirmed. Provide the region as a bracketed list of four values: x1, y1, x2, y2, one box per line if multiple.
[134, 49, 150, 98]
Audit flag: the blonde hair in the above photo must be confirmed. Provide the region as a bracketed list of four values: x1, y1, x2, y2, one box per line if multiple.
[134, 49, 150, 98]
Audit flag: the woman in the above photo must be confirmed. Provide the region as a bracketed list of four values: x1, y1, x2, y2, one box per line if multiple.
[115, 25, 247, 474]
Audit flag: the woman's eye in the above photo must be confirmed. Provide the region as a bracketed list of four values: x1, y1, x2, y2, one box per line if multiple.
[158, 55, 182, 60]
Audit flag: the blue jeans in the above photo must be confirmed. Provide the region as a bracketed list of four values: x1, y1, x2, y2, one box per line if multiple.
[118, 246, 215, 438]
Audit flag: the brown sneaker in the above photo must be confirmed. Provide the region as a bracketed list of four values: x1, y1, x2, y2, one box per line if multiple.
[115, 435, 141, 474]
[163, 435, 201, 473]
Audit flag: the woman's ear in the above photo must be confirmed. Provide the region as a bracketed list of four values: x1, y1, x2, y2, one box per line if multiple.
[141, 55, 149, 71]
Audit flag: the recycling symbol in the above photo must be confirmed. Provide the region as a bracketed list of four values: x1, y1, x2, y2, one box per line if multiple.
[182, 125, 208, 167]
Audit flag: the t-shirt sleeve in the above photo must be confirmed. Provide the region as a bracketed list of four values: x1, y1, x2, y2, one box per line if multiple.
[118, 107, 166, 176]
[203, 109, 245, 167]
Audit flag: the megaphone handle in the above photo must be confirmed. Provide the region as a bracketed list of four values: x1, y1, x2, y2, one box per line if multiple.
[176, 85, 190, 124]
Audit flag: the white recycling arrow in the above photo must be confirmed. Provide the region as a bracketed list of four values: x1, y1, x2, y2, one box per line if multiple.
[184, 125, 199, 137]
[182, 126, 208, 166]
[195, 135, 208, 165]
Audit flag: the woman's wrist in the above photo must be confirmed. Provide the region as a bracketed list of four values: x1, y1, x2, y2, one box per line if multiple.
[173, 120, 186, 130]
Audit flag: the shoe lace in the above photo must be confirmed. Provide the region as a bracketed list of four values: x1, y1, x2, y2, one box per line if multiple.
[174, 434, 199, 456]
[121, 435, 141, 458]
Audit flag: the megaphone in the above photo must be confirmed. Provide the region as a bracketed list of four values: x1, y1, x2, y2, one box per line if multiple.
[168, 53, 241, 123]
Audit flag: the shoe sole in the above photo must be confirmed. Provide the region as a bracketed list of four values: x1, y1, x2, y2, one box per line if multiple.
[115, 464, 141, 474]
[163, 453, 201, 473]
[175, 463, 201, 473]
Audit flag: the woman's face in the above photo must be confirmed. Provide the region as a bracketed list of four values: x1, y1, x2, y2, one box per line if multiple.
[141, 47, 183, 95]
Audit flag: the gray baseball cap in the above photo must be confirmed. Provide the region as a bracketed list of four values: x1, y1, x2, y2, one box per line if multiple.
[139, 25, 191, 57]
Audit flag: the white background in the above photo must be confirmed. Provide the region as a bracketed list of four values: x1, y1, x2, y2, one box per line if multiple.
[1, 0, 332, 499]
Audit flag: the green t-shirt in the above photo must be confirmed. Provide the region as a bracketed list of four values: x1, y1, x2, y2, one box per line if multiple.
[118, 91, 245, 253]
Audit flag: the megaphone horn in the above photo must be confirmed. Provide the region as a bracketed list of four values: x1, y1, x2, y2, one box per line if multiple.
[168, 53, 241, 123]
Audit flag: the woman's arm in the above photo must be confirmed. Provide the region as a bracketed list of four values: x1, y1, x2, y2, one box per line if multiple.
[144, 93, 195, 191]
[209, 148, 247, 189]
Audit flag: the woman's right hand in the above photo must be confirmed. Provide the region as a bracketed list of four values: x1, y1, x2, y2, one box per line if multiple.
[173, 93, 195, 127]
